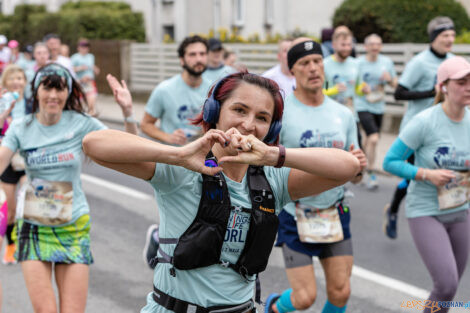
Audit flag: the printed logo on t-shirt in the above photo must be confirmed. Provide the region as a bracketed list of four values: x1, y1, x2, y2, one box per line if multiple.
[24, 147, 76, 168]
[299, 130, 344, 149]
[222, 211, 250, 255]
[433, 146, 470, 169]
[177, 104, 200, 122]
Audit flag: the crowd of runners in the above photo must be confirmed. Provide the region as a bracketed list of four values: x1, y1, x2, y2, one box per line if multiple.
[0, 15, 469, 313]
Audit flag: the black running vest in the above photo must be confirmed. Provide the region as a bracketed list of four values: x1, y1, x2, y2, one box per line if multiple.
[156, 155, 279, 280]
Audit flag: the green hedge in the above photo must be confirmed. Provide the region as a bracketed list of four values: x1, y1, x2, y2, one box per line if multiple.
[333, 0, 470, 43]
[2, 2, 145, 47]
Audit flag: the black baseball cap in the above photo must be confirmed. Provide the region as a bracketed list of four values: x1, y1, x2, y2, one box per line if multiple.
[208, 38, 223, 51]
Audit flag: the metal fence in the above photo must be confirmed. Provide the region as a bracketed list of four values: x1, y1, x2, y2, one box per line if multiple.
[128, 43, 470, 131]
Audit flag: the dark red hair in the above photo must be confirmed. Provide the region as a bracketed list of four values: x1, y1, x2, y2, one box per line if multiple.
[193, 71, 284, 145]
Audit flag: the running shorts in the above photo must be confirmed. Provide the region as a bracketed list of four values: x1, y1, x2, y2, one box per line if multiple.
[0, 163, 25, 184]
[281, 239, 353, 268]
[358, 111, 383, 136]
[13, 214, 93, 264]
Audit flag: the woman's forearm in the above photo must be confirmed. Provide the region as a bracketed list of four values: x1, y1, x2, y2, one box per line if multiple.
[283, 147, 359, 182]
[83, 129, 180, 164]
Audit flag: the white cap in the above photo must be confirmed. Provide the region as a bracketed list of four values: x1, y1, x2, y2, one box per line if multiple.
[0, 35, 7, 45]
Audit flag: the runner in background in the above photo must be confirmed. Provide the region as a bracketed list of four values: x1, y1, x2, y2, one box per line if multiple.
[0, 65, 29, 265]
[383, 56, 470, 313]
[263, 38, 296, 98]
[355, 34, 397, 190]
[202, 38, 236, 84]
[0, 63, 137, 312]
[8, 40, 20, 64]
[323, 27, 362, 148]
[223, 49, 246, 72]
[23, 42, 50, 99]
[43, 33, 76, 76]
[71, 39, 100, 116]
[383, 16, 455, 239]
[60, 43, 70, 58]
[16, 45, 34, 74]
[0, 35, 11, 75]
[266, 38, 366, 313]
[320, 28, 334, 58]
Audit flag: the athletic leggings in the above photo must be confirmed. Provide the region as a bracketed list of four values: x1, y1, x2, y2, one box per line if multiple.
[390, 154, 415, 214]
[408, 212, 470, 313]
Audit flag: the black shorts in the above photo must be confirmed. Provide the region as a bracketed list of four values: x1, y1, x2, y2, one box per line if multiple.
[358, 111, 383, 136]
[0, 164, 25, 184]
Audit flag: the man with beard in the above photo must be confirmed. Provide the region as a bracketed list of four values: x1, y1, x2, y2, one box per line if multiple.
[141, 35, 210, 145]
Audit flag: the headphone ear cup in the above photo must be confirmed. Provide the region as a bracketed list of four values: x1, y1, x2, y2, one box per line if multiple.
[202, 98, 220, 124]
[264, 120, 282, 144]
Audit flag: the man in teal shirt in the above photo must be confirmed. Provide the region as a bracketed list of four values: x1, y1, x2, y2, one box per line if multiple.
[202, 38, 236, 84]
[383, 16, 455, 239]
[266, 38, 367, 313]
[141, 35, 211, 146]
[355, 34, 397, 190]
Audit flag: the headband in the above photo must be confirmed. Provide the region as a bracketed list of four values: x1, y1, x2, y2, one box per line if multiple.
[287, 40, 323, 70]
[429, 23, 454, 43]
[33, 63, 73, 96]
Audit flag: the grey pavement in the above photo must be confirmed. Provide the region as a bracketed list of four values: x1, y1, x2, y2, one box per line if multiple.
[94, 94, 397, 175]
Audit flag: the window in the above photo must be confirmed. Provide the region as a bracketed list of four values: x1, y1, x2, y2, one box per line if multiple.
[233, 0, 245, 27]
[163, 25, 175, 41]
[265, 0, 274, 26]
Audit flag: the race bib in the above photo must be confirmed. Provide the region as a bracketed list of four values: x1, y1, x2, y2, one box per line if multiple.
[437, 171, 470, 210]
[19, 179, 73, 225]
[295, 202, 344, 243]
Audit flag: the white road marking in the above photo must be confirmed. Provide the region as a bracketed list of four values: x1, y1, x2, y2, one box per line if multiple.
[353, 264, 429, 299]
[81, 173, 153, 201]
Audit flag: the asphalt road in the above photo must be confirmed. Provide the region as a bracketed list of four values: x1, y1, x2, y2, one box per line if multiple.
[1, 124, 469, 312]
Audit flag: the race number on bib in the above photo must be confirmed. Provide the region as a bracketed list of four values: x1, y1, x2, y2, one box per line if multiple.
[20, 179, 73, 225]
[437, 171, 470, 210]
[295, 202, 344, 243]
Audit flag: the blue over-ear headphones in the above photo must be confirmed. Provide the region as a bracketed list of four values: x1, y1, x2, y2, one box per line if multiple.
[202, 77, 282, 144]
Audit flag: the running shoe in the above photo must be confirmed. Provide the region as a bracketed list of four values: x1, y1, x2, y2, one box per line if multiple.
[264, 293, 280, 313]
[366, 173, 379, 190]
[2, 243, 17, 265]
[143, 224, 159, 269]
[383, 204, 397, 239]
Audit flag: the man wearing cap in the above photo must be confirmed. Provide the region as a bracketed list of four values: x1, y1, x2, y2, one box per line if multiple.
[265, 38, 367, 313]
[262, 38, 296, 98]
[383, 16, 456, 240]
[43, 33, 75, 76]
[0, 35, 11, 74]
[201, 38, 236, 84]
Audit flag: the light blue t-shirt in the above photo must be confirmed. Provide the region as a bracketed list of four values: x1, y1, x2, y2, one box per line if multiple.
[10, 98, 26, 120]
[399, 104, 470, 218]
[399, 49, 454, 131]
[141, 164, 291, 312]
[280, 94, 358, 215]
[355, 55, 396, 114]
[145, 75, 211, 138]
[71, 53, 95, 80]
[323, 55, 359, 105]
[1, 111, 106, 226]
[202, 65, 236, 84]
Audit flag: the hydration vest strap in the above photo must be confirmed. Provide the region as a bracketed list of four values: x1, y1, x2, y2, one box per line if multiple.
[255, 275, 261, 304]
[153, 286, 254, 313]
[231, 206, 252, 214]
[156, 246, 173, 264]
[159, 238, 179, 244]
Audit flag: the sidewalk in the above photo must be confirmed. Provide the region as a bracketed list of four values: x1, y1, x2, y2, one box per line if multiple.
[95, 94, 397, 175]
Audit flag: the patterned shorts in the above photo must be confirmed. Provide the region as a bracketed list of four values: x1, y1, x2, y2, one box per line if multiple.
[13, 214, 93, 264]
